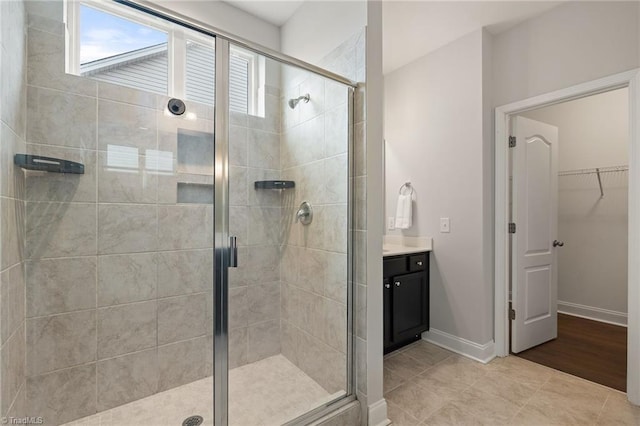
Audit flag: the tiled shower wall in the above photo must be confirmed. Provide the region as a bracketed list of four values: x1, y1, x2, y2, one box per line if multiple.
[0, 0, 28, 420]
[280, 30, 366, 395]
[21, 6, 221, 425]
[227, 79, 284, 368]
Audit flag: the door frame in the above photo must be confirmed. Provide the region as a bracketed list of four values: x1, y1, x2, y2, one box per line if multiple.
[494, 69, 640, 404]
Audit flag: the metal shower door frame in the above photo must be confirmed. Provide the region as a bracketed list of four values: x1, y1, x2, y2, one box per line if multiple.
[213, 38, 231, 426]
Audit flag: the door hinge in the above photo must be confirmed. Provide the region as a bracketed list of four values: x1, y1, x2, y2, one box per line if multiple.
[510, 308, 516, 320]
[508, 223, 516, 234]
[509, 136, 516, 148]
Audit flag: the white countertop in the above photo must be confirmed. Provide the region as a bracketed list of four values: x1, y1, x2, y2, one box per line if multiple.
[383, 236, 432, 257]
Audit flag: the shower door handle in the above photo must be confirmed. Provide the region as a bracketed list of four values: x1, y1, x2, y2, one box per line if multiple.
[229, 236, 238, 267]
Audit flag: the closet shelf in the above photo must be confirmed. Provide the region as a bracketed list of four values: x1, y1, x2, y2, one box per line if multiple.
[558, 165, 628, 177]
[558, 165, 628, 198]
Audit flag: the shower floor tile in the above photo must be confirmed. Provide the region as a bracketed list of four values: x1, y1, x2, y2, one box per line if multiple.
[63, 354, 336, 426]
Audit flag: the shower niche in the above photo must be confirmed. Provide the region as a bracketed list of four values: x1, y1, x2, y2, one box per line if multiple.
[177, 128, 214, 204]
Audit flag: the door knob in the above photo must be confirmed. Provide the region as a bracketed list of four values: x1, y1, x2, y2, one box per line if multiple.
[553, 240, 564, 247]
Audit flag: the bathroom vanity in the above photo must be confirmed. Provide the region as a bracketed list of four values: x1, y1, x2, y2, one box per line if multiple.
[383, 237, 432, 354]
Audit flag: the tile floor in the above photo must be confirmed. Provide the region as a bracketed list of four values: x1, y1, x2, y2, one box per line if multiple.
[63, 354, 339, 426]
[385, 340, 640, 425]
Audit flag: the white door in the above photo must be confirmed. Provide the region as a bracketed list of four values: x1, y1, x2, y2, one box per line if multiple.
[511, 116, 559, 353]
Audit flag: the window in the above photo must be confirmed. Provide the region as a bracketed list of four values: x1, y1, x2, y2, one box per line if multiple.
[66, 1, 262, 115]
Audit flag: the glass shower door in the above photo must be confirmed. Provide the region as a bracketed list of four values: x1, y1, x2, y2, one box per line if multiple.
[219, 40, 353, 426]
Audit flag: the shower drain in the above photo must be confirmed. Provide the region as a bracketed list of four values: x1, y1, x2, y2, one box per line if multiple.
[182, 415, 204, 426]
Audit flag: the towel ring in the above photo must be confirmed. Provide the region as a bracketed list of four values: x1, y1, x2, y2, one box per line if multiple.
[399, 182, 414, 196]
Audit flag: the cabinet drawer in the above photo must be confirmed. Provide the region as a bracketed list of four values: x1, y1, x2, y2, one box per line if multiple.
[409, 254, 427, 272]
[384, 257, 407, 277]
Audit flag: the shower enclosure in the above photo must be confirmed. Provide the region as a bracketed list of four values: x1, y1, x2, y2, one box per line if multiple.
[0, 0, 359, 424]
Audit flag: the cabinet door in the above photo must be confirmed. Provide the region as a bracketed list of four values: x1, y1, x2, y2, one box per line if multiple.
[391, 271, 428, 343]
[384, 278, 392, 349]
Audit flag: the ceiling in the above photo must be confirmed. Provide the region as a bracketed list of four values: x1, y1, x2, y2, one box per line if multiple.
[383, 1, 562, 74]
[223, 0, 305, 26]
[221, 0, 563, 74]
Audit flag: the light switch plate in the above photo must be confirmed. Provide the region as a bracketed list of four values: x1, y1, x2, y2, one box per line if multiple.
[388, 217, 395, 230]
[440, 217, 450, 233]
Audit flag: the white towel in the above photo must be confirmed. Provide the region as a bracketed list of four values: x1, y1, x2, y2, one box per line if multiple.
[394, 194, 412, 229]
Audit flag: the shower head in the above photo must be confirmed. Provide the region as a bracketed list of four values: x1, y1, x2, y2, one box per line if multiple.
[288, 93, 310, 109]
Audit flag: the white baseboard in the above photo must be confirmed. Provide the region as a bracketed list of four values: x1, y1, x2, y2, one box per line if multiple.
[558, 301, 627, 327]
[422, 328, 495, 364]
[368, 398, 390, 426]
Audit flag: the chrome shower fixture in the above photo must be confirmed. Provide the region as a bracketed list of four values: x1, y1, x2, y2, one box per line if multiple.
[288, 93, 310, 109]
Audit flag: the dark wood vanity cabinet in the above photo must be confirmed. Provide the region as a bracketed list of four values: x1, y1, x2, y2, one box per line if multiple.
[384, 252, 430, 353]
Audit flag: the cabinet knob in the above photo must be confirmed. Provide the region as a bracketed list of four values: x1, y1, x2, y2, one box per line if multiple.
[395, 281, 401, 287]
[384, 283, 390, 289]
[416, 261, 423, 266]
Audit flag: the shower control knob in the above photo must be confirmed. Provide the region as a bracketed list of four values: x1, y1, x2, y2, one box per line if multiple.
[553, 240, 564, 247]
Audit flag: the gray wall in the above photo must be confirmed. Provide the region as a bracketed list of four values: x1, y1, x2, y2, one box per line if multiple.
[492, 1, 640, 107]
[384, 29, 494, 349]
[522, 88, 629, 322]
[384, 1, 640, 360]
[0, 0, 28, 419]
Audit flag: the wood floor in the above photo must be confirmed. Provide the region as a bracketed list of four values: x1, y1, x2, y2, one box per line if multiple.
[515, 313, 627, 392]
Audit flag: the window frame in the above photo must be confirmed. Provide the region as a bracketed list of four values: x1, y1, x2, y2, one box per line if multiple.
[65, 0, 263, 115]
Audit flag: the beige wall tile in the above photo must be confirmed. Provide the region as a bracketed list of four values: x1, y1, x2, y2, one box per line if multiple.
[1, 197, 24, 269]
[229, 125, 248, 167]
[157, 205, 213, 250]
[27, 28, 96, 96]
[248, 207, 281, 245]
[298, 248, 326, 295]
[245, 246, 280, 284]
[157, 249, 212, 298]
[299, 75, 326, 123]
[1, 1, 27, 139]
[27, 310, 96, 376]
[97, 348, 158, 411]
[98, 82, 159, 109]
[157, 337, 207, 391]
[248, 129, 280, 170]
[229, 327, 248, 369]
[0, 263, 25, 345]
[280, 320, 299, 366]
[0, 124, 26, 199]
[97, 253, 157, 307]
[97, 301, 156, 359]
[229, 166, 248, 206]
[26, 257, 96, 317]
[27, 364, 96, 425]
[25, 144, 97, 203]
[323, 298, 346, 352]
[27, 86, 96, 150]
[98, 204, 158, 254]
[246, 282, 280, 325]
[323, 154, 348, 204]
[247, 168, 281, 207]
[26, 201, 96, 259]
[97, 152, 157, 204]
[157, 294, 207, 345]
[1, 324, 25, 416]
[97, 100, 157, 151]
[229, 287, 248, 330]
[325, 252, 347, 304]
[247, 320, 281, 363]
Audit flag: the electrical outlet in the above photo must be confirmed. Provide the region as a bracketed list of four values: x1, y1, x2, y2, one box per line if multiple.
[388, 217, 395, 230]
[440, 217, 450, 233]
